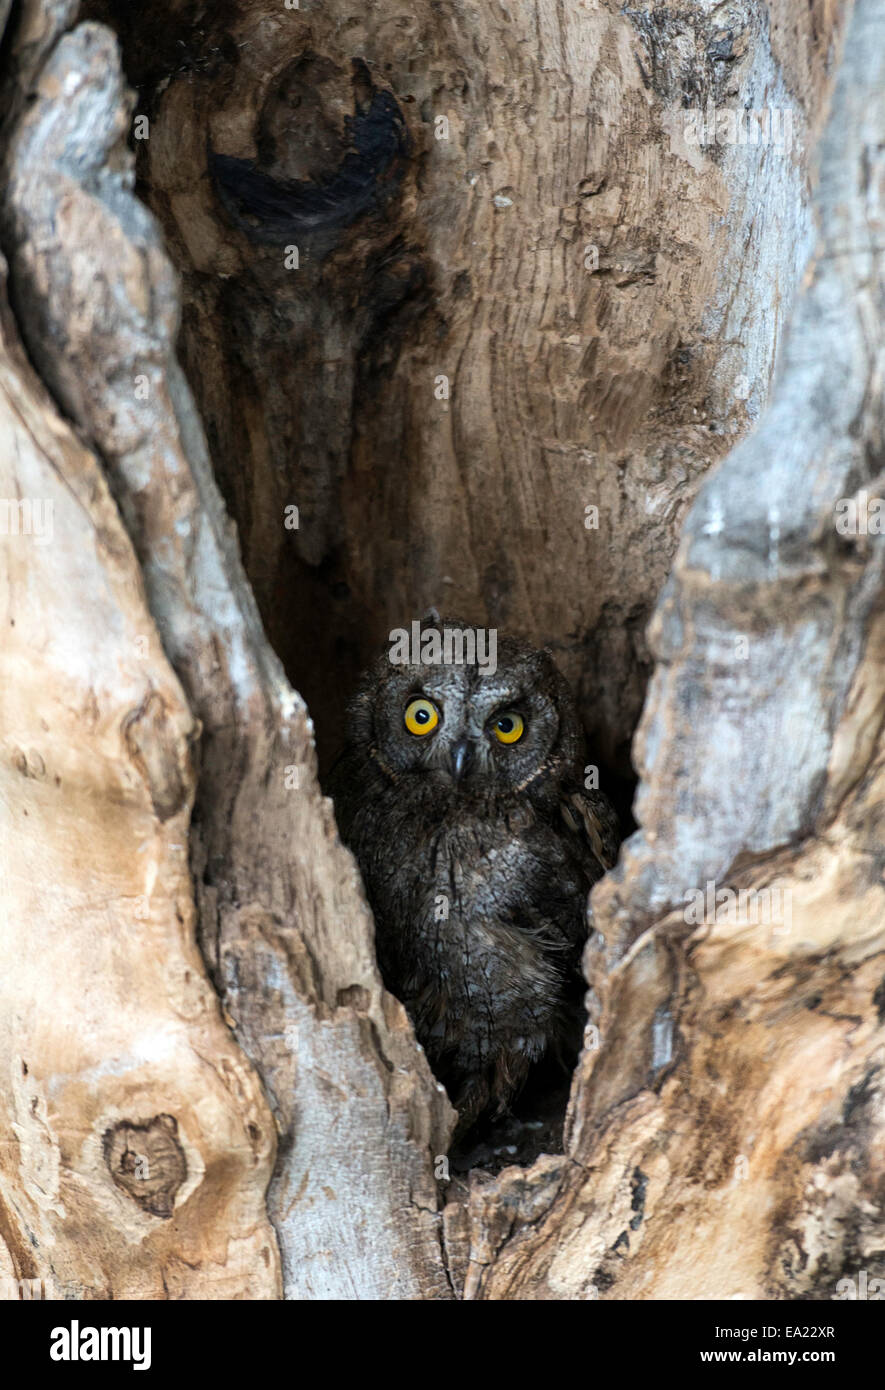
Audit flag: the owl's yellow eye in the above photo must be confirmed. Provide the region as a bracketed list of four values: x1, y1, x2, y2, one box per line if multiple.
[404, 697, 440, 736]
[492, 712, 524, 744]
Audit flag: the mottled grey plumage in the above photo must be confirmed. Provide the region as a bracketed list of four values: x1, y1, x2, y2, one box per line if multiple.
[327, 617, 619, 1132]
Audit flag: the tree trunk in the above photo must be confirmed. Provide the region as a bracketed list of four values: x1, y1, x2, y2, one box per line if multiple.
[0, 0, 882, 1300]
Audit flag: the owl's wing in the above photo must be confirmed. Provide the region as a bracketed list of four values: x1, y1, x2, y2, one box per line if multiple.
[559, 785, 620, 877]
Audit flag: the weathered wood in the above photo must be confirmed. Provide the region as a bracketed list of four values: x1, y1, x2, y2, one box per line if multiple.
[1, 7, 452, 1300]
[93, 0, 835, 785]
[1, 0, 882, 1304]
[0, 267, 280, 1298]
[463, 0, 885, 1300]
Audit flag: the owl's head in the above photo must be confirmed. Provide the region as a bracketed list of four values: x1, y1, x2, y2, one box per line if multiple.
[348, 616, 583, 800]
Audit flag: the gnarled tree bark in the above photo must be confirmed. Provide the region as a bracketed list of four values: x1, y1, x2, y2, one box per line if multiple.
[0, 0, 882, 1301]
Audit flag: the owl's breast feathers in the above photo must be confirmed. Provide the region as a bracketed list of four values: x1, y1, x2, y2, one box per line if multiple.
[327, 744, 619, 1127]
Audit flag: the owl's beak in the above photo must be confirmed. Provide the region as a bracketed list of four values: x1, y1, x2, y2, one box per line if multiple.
[450, 737, 474, 783]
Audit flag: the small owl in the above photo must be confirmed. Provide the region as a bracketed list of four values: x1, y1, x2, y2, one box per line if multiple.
[327, 615, 619, 1134]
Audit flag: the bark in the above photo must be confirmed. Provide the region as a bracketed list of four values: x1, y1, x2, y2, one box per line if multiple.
[84, 0, 834, 782]
[0, 3, 452, 1302]
[465, 0, 885, 1299]
[0, 0, 882, 1302]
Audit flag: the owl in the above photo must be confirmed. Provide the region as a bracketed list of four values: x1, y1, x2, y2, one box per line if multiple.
[327, 615, 620, 1135]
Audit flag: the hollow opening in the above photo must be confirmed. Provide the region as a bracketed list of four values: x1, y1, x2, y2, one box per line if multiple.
[80, 0, 769, 1170]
